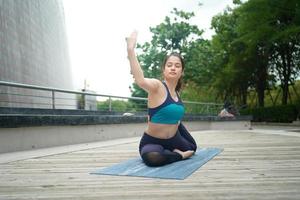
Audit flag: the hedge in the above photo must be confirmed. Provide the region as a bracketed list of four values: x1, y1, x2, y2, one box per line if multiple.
[240, 104, 299, 123]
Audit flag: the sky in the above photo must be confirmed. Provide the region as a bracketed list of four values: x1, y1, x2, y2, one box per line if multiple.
[62, 0, 234, 97]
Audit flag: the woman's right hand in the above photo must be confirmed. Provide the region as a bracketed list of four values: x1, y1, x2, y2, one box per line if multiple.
[126, 31, 138, 51]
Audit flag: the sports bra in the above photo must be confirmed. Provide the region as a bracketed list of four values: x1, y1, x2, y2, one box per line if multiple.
[148, 81, 185, 124]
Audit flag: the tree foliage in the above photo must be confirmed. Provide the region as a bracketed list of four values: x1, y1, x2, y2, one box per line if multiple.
[130, 0, 300, 109]
[131, 8, 203, 98]
[210, 0, 300, 107]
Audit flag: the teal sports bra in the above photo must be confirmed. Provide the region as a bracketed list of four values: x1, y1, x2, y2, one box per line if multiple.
[148, 82, 184, 124]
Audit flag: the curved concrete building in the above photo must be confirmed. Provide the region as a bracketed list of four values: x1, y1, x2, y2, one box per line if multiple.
[0, 0, 74, 108]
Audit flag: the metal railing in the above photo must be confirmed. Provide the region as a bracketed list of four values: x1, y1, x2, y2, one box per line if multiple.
[0, 80, 223, 115]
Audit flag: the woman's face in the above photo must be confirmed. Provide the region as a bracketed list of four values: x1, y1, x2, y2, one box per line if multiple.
[163, 55, 183, 80]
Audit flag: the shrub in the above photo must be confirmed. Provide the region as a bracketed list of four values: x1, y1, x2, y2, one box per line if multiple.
[240, 105, 298, 123]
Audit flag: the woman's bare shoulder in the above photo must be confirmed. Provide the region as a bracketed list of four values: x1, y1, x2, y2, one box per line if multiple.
[142, 78, 162, 91]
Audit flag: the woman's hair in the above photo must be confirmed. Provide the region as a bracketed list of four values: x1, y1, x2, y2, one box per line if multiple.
[161, 52, 185, 92]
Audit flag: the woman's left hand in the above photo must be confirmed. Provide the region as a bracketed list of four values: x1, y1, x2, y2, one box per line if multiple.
[126, 31, 138, 51]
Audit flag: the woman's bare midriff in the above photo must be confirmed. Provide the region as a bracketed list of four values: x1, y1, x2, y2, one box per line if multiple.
[145, 121, 179, 139]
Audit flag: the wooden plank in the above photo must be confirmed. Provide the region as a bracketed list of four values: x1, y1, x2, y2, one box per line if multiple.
[0, 129, 300, 200]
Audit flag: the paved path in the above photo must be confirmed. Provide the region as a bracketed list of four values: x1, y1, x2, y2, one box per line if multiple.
[0, 127, 300, 199]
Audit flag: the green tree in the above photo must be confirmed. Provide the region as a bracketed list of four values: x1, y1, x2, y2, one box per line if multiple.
[210, 0, 300, 108]
[234, 0, 300, 106]
[130, 0, 300, 109]
[131, 8, 203, 98]
[184, 39, 216, 88]
[210, 7, 253, 105]
[267, 0, 300, 105]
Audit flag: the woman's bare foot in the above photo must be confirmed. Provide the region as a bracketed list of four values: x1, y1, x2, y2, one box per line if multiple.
[173, 149, 194, 159]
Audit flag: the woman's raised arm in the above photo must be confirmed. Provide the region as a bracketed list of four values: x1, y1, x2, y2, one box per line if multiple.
[126, 31, 159, 93]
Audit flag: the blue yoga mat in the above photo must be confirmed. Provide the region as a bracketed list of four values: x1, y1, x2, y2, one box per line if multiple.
[91, 147, 222, 180]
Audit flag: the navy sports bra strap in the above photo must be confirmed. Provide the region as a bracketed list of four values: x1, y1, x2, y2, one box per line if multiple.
[162, 81, 181, 102]
[176, 91, 181, 102]
[162, 81, 169, 94]
[162, 81, 174, 100]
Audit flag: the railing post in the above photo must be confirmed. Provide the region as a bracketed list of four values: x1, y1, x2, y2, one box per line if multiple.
[52, 91, 55, 109]
[109, 97, 112, 112]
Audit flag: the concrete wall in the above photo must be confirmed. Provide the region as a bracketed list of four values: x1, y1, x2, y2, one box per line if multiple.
[0, 120, 251, 153]
[0, 0, 74, 109]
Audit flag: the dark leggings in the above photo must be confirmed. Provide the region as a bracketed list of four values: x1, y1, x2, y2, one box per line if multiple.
[139, 123, 197, 167]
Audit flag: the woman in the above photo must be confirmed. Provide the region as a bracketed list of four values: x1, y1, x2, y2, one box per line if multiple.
[126, 31, 197, 167]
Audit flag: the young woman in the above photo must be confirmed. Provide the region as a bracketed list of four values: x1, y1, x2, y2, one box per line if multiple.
[126, 31, 197, 167]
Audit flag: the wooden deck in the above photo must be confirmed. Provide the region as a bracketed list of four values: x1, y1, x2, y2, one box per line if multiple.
[1, 127, 300, 199]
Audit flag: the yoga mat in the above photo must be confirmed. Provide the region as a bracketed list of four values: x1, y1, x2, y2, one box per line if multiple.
[91, 147, 222, 180]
